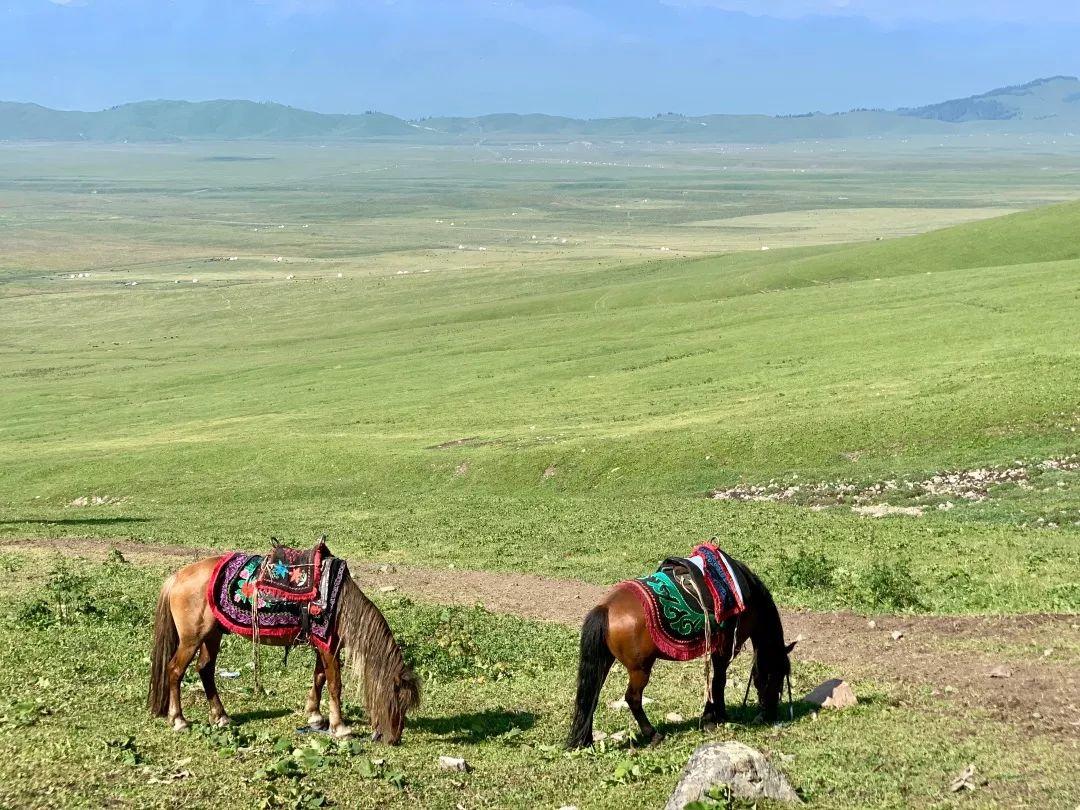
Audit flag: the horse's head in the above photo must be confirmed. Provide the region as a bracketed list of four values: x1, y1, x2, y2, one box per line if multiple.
[753, 640, 796, 722]
[371, 665, 421, 745]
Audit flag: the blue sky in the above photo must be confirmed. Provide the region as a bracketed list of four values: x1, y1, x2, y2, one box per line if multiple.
[2, 0, 1078, 117]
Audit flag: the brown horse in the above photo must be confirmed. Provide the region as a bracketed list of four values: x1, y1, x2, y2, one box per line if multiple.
[566, 553, 794, 748]
[148, 555, 420, 743]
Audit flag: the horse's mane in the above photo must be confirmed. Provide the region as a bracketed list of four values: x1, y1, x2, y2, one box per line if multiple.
[726, 554, 789, 676]
[335, 574, 420, 736]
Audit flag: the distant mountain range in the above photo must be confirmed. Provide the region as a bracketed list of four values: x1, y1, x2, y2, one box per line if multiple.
[3, 76, 1079, 143]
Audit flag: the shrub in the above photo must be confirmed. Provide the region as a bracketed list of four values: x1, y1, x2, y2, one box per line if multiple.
[866, 558, 922, 610]
[780, 548, 835, 591]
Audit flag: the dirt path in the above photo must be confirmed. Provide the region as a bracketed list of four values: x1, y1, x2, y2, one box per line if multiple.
[5, 537, 1077, 738]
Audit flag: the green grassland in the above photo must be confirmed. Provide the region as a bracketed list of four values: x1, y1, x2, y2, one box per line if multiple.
[1, 139, 1077, 615]
[1, 556, 1075, 809]
[0, 137, 1078, 807]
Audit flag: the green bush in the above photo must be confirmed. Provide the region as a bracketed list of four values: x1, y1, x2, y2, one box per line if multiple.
[866, 558, 922, 610]
[780, 547, 836, 591]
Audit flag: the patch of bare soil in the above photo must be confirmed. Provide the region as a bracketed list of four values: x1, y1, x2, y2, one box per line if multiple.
[5, 536, 1077, 739]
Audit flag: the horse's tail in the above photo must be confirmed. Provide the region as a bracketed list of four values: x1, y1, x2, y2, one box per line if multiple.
[148, 574, 178, 716]
[335, 573, 420, 740]
[566, 604, 614, 749]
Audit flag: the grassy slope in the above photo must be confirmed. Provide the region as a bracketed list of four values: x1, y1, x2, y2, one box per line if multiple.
[1, 200, 1077, 613]
[1, 557, 1075, 809]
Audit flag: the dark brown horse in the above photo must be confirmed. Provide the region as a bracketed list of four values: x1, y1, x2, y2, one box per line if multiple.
[148, 555, 420, 743]
[567, 553, 794, 748]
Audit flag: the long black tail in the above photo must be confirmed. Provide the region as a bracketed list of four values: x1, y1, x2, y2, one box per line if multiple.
[566, 605, 614, 749]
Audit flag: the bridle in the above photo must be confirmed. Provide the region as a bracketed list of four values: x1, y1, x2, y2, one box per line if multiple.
[742, 654, 795, 721]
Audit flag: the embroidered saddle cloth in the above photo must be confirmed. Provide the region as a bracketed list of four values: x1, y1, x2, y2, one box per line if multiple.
[207, 550, 348, 654]
[617, 543, 746, 661]
[253, 538, 328, 601]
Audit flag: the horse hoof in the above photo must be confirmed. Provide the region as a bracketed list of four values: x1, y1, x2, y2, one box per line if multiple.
[648, 732, 665, 748]
[308, 713, 328, 730]
[332, 725, 353, 739]
[172, 718, 190, 732]
[214, 715, 232, 728]
[701, 720, 718, 732]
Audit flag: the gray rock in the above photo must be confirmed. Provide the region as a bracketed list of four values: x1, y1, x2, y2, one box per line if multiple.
[665, 741, 801, 808]
[437, 755, 470, 772]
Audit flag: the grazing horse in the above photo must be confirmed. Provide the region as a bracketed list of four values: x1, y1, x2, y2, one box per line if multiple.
[148, 554, 420, 743]
[567, 549, 795, 748]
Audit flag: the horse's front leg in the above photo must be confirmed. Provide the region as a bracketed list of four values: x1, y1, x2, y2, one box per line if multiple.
[702, 629, 733, 731]
[318, 648, 352, 738]
[304, 653, 328, 729]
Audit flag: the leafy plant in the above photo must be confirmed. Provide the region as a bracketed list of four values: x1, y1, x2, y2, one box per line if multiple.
[866, 558, 922, 610]
[105, 735, 142, 766]
[780, 548, 836, 590]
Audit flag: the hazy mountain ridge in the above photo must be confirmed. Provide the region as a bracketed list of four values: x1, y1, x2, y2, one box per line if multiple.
[3, 76, 1078, 143]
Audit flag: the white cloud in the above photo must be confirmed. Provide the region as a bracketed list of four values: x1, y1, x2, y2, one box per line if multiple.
[665, 0, 1080, 24]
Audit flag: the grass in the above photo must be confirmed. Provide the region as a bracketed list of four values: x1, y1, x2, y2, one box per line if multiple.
[0, 138, 1078, 806]
[0, 556, 1075, 809]
[1, 142, 1077, 614]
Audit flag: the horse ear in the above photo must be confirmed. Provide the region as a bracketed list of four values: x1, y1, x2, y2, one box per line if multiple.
[785, 640, 798, 654]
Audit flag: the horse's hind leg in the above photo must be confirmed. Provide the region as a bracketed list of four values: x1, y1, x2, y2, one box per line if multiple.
[625, 662, 661, 746]
[166, 636, 201, 731]
[197, 626, 230, 727]
[304, 653, 328, 730]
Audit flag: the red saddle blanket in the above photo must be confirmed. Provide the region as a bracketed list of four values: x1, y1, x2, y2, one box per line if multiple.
[207, 550, 347, 654]
[617, 543, 747, 661]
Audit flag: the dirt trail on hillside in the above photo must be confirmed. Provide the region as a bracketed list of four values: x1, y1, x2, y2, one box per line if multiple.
[4, 537, 1077, 739]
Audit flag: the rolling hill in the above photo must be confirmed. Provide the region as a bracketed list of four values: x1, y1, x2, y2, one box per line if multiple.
[3, 76, 1079, 143]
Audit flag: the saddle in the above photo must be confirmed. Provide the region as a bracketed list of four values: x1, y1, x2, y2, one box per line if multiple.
[253, 535, 330, 643]
[658, 556, 717, 620]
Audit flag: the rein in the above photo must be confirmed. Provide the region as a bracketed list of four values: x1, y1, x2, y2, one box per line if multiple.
[683, 574, 714, 727]
[741, 655, 795, 721]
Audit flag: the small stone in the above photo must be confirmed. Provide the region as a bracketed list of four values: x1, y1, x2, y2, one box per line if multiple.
[989, 666, 1012, 679]
[607, 699, 628, 711]
[608, 730, 628, 742]
[377, 563, 397, 574]
[949, 763, 978, 793]
[890, 630, 904, 641]
[802, 679, 857, 710]
[665, 712, 685, 723]
[378, 585, 397, 593]
[867, 620, 876, 629]
[591, 730, 607, 742]
[437, 755, 470, 772]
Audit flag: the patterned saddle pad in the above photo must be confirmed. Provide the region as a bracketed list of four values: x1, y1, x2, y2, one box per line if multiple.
[617, 543, 746, 661]
[253, 539, 328, 601]
[207, 551, 348, 654]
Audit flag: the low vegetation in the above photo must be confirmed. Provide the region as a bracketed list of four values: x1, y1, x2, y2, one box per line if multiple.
[0, 557, 1075, 808]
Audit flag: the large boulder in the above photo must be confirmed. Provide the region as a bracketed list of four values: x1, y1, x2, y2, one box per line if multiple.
[665, 741, 802, 808]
